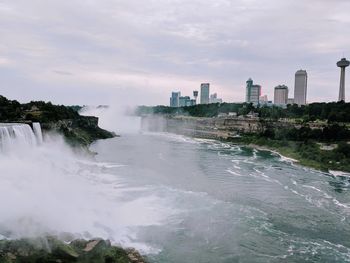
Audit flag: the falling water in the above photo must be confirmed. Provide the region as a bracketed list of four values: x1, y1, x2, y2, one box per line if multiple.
[0, 123, 42, 151]
[33, 122, 43, 145]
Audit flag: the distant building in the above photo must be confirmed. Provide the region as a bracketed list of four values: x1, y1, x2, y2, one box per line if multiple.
[200, 83, 210, 104]
[245, 78, 261, 104]
[193, 90, 199, 103]
[210, 93, 223, 104]
[179, 96, 196, 107]
[287, 98, 294, 105]
[259, 95, 268, 103]
[294, 70, 307, 105]
[274, 85, 289, 105]
[170, 92, 181, 107]
[337, 58, 350, 102]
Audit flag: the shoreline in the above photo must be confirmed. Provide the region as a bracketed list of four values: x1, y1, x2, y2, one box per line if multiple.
[165, 132, 349, 174]
[246, 143, 300, 163]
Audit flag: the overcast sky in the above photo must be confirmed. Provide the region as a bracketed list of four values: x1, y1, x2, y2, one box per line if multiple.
[0, 0, 349, 106]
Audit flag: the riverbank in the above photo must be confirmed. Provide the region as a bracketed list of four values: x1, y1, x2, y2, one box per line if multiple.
[229, 135, 350, 173]
[140, 115, 350, 173]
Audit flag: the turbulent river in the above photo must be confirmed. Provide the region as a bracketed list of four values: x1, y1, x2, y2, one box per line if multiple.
[1, 122, 350, 262]
[90, 132, 350, 263]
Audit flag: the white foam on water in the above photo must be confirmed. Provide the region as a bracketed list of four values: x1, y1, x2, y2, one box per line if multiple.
[226, 169, 244, 177]
[329, 170, 350, 177]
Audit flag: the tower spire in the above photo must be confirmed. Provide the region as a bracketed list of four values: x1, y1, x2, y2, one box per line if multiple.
[337, 58, 350, 102]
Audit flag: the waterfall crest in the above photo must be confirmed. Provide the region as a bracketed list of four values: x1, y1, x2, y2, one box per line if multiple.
[0, 123, 43, 150]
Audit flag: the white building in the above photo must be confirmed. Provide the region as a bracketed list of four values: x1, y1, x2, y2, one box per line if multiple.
[294, 70, 307, 106]
[210, 93, 223, 104]
[274, 85, 289, 105]
[259, 95, 268, 103]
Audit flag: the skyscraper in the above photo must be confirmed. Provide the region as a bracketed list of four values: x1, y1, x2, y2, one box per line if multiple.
[200, 83, 210, 104]
[245, 78, 261, 104]
[274, 85, 289, 105]
[170, 92, 181, 107]
[294, 70, 307, 106]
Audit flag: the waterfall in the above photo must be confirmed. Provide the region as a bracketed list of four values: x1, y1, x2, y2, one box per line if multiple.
[0, 123, 43, 151]
[33, 122, 43, 145]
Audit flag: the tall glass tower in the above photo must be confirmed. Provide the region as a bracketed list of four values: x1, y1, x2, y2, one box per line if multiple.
[200, 83, 210, 104]
[294, 70, 307, 106]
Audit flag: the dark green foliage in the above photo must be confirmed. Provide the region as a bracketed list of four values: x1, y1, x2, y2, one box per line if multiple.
[261, 124, 350, 142]
[0, 95, 80, 122]
[0, 95, 22, 121]
[136, 101, 350, 123]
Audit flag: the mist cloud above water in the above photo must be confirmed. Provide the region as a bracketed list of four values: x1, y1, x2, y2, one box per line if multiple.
[0, 0, 349, 104]
[0, 132, 169, 252]
[80, 105, 141, 134]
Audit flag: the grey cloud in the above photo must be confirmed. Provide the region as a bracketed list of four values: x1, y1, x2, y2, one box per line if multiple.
[0, 0, 349, 105]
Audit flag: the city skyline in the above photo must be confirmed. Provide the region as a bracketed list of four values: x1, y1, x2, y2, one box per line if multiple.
[168, 60, 350, 107]
[0, 1, 349, 105]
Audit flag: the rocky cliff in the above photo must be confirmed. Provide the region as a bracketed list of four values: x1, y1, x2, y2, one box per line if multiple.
[41, 116, 116, 146]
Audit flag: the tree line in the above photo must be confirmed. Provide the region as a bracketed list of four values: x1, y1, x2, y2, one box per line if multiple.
[137, 101, 350, 123]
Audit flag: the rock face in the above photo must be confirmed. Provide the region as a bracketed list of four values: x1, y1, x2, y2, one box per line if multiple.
[0, 237, 147, 263]
[42, 116, 116, 146]
[141, 115, 264, 140]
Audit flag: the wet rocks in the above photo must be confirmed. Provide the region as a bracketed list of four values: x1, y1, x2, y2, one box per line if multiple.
[0, 236, 147, 263]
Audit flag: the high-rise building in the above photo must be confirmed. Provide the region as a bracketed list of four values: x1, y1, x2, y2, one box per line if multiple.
[245, 78, 261, 104]
[200, 83, 210, 104]
[274, 85, 289, 105]
[337, 58, 350, 102]
[209, 93, 223, 104]
[179, 96, 193, 107]
[294, 70, 307, 105]
[170, 92, 181, 107]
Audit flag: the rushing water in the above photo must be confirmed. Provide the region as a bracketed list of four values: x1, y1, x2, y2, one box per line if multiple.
[90, 132, 350, 263]
[1, 123, 350, 262]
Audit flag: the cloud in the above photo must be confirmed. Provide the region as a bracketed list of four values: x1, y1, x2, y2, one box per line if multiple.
[0, 0, 349, 104]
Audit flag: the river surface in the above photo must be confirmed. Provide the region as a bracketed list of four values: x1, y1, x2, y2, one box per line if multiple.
[90, 132, 350, 263]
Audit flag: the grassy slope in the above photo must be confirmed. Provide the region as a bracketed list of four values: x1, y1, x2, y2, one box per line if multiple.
[232, 135, 350, 172]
